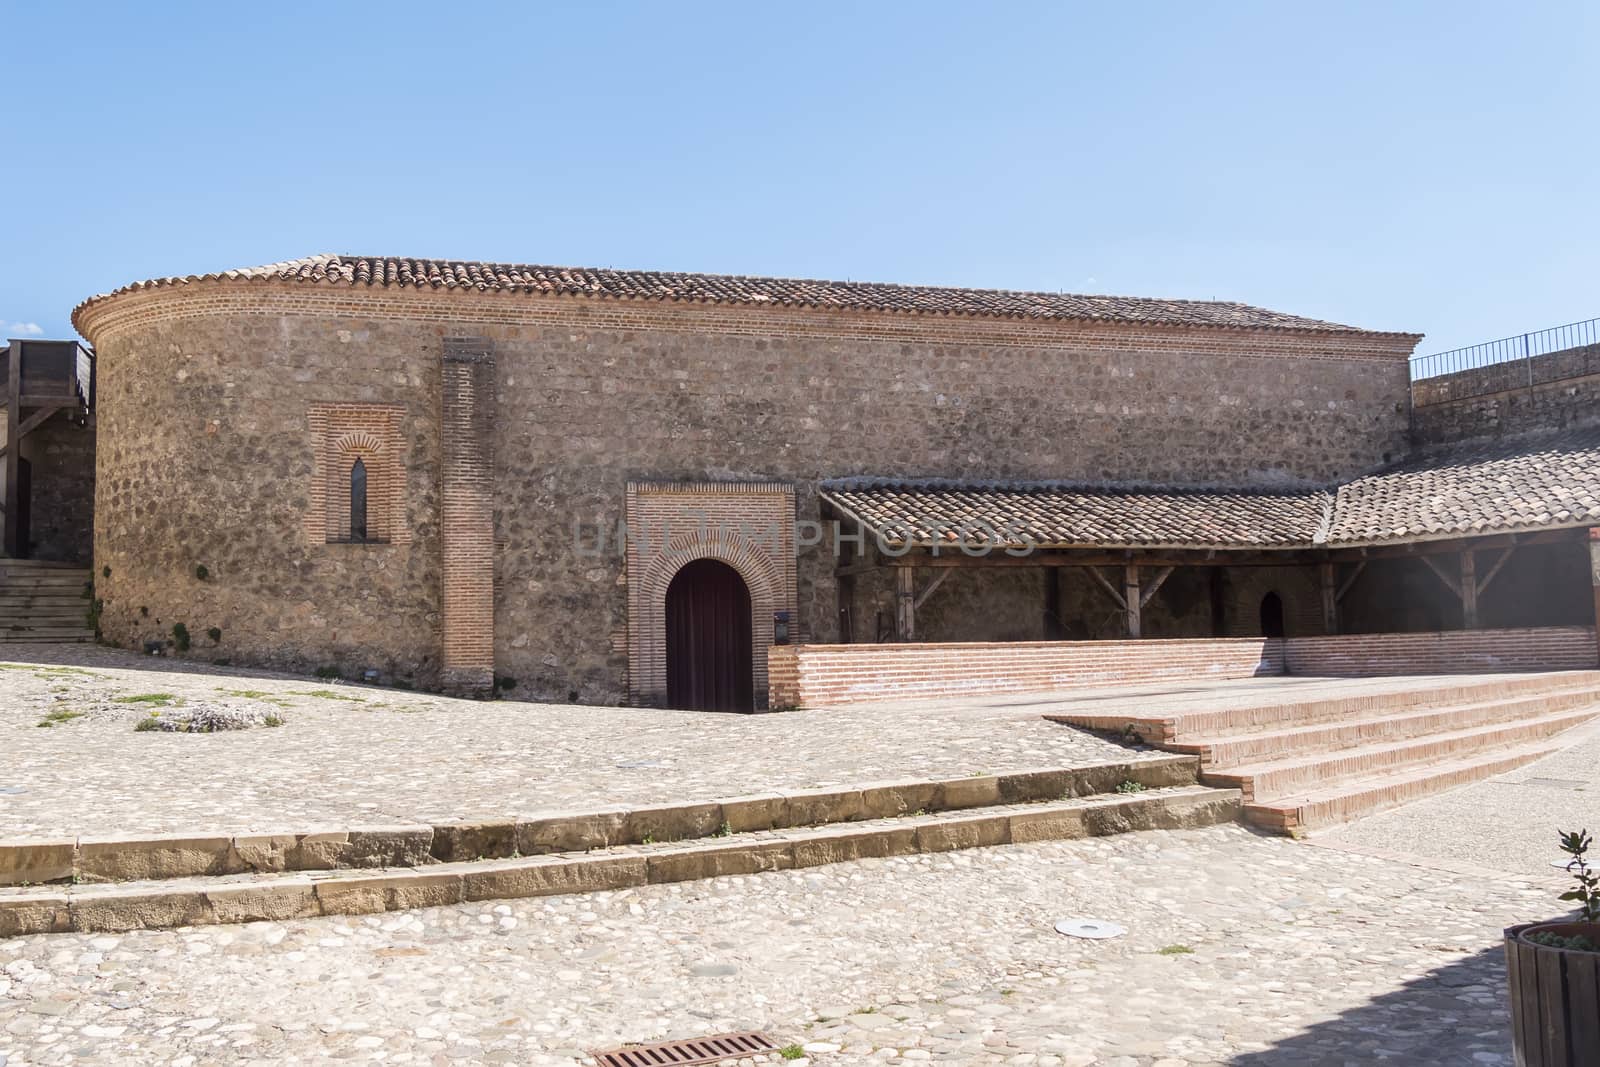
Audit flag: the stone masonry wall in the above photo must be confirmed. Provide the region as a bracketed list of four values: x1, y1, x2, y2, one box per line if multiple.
[90, 313, 445, 683]
[18, 411, 95, 563]
[1411, 349, 1600, 447]
[79, 282, 1414, 700]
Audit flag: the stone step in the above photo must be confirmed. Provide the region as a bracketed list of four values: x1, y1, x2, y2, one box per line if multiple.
[0, 635, 94, 643]
[1168, 689, 1600, 768]
[0, 560, 88, 573]
[0, 617, 92, 627]
[0, 783, 1241, 936]
[0, 597, 94, 610]
[1206, 708, 1598, 802]
[0, 756, 1201, 887]
[1047, 671, 1600, 744]
[1244, 743, 1557, 834]
[1, 625, 96, 638]
[0, 581, 93, 596]
[0, 607, 93, 619]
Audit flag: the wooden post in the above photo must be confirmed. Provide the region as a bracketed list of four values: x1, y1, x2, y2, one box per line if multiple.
[1123, 563, 1141, 638]
[1320, 562, 1337, 634]
[3, 343, 19, 558]
[1460, 550, 1478, 629]
[896, 566, 916, 642]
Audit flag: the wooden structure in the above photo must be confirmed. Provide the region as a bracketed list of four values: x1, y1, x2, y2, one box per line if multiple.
[1, 339, 94, 558]
[838, 528, 1592, 644]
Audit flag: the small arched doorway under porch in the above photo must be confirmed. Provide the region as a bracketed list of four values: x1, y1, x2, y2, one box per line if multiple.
[1259, 591, 1286, 638]
[666, 558, 755, 712]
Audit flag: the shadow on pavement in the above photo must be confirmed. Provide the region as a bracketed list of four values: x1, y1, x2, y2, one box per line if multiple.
[1229, 943, 1511, 1066]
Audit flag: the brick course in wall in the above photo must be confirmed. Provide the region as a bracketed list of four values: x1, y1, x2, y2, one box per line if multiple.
[768, 637, 1285, 709]
[770, 627, 1599, 708]
[439, 338, 496, 696]
[1283, 626, 1598, 675]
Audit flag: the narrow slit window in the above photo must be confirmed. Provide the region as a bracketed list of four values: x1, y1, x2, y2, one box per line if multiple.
[350, 458, 368, 542]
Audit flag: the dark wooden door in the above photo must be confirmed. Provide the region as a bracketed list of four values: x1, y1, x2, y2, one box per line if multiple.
[666, 558, 754, 713]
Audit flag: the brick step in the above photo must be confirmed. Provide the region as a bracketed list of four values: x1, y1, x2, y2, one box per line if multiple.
[1169, 688, 1600, 767]
[2, 624, 96, 636]
[1047, 671, 1600, 743]
[1206, 708, 1598, 802]
[0, 756, 1201, 887]
[0, 783, 1241, 936]
[1245, 743, 1557, 834]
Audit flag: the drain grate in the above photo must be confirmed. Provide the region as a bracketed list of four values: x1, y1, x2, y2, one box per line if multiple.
[592, 1029, 780, 1066]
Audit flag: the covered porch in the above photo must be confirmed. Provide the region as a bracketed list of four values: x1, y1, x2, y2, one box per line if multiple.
[794, 427, 1600, 708]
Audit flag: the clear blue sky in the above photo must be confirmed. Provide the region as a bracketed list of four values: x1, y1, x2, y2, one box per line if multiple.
[3, 1, 1596, 356]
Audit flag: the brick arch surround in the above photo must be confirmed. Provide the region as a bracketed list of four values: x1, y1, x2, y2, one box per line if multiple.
[625, 483, 797, 708]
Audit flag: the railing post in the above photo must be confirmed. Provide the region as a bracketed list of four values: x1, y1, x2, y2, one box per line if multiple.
[1524, 332, 1533, 388]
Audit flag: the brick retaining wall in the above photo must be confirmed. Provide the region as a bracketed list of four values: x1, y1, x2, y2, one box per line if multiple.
[1283, 626, 1598, 676]
[769, 626, 1599, 708]
[767, 638, 1284, 708]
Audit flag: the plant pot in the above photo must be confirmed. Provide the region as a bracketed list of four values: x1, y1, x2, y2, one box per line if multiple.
[1505, 922, 1600, 1066]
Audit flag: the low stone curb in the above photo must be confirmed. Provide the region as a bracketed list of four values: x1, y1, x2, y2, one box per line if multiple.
[0, 755, 1196, 886]
[0, 783, 1241, 936]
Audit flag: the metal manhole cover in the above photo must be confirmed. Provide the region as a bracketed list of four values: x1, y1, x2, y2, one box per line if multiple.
[1055, 918, 1126, 939]
[592, 1030, 780, 1067]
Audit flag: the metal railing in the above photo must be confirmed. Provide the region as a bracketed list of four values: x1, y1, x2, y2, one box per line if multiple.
[1411, 317, 1600, 406]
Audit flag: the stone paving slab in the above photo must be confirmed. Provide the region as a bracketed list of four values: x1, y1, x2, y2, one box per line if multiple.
[0, 824, 1564, 1066]
[0, 644, 1172, 841]
[2, 644, 1584, 843]
[1317, 715, 1600, 875]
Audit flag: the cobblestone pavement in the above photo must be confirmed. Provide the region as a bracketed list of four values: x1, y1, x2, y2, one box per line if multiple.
[0, 643, 1165, 840]
[1318, 716, 1600, 876]
[0, 824, 1557, 1066]
[0, 643, 1550, 842]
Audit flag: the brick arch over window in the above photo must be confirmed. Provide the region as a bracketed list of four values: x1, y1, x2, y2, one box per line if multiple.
[306, 403, 410, 546]
[625, 482, 797, 708]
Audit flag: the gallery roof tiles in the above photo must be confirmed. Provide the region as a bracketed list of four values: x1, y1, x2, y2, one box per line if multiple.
[821, 427, 1600, 552]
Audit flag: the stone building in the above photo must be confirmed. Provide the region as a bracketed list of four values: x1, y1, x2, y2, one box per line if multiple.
[56, 255, 1600, 708]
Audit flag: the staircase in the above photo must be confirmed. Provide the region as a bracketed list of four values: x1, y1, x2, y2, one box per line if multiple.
[0, 756, 1242, 936]
[1047, 672, 1600, 834]
[0, 559, 95, 643]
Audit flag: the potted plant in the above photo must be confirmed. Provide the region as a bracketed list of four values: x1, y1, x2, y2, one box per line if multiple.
[1505, 829, 1600, 1067]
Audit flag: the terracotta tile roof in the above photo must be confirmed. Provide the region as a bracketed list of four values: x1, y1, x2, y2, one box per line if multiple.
[819, 480, 1329, 550]
[73, 254, 1412, 336]
[822, 428, 1600, 552]
[1325, 427, 1600, 545]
